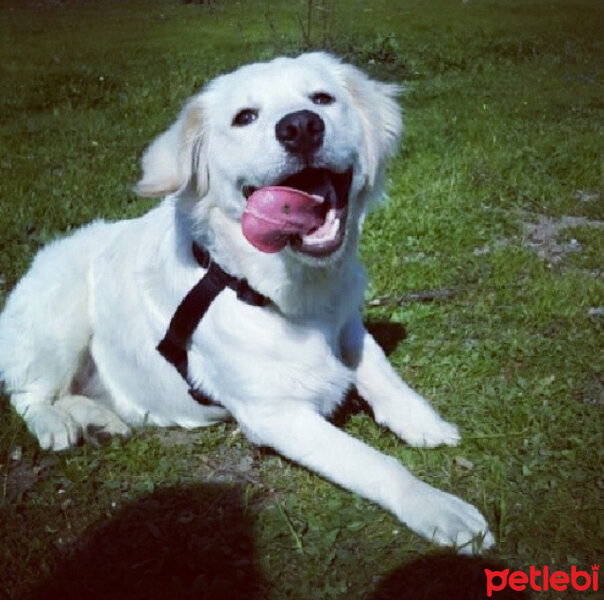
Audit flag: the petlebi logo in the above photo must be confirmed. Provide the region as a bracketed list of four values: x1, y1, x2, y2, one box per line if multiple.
[485, 564, 599, 597]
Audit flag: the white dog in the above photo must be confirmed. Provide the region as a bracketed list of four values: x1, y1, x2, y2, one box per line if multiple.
[0, 53, 494, 551]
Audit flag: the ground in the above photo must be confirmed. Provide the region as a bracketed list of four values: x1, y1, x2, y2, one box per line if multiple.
[0, 1, 602, 599]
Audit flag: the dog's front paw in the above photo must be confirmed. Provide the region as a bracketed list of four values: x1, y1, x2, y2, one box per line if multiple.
[55, 395, 130, 445]
[24, 404, 82, 451]
[398, 416, 461, 448]
[376, 399, 461, 448]
[400, 480, 495, 554]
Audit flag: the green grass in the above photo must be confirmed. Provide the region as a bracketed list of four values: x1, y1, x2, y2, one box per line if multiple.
[1, 1, 603, 598]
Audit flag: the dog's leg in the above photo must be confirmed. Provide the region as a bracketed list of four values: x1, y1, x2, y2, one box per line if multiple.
[0, 222, 122, 450]
[341, 315, 460, 447]
[235, 401, 493, 552]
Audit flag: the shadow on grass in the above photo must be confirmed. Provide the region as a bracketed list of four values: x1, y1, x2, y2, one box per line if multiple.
[366, 320, 408, 357]
[368, 551, 530, 600]
[22, 484, 266, 600]
[331, 320, 407, 427]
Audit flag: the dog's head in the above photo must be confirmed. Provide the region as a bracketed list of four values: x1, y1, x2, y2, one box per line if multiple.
[136, 53, 402, 265]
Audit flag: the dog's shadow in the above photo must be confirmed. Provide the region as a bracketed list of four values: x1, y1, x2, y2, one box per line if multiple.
[22, 484, 267, 600]
[368, 552, 530, 599]
[331, 320, 407, 427]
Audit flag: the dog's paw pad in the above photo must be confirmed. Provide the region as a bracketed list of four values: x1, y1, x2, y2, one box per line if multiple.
[84, 419, 130, 445]
[85, 424, 115, 446]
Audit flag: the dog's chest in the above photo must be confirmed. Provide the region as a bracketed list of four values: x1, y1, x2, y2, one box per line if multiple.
[188, 290, 354, 414]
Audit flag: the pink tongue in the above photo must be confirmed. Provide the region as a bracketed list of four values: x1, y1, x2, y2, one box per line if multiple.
[242, 186, 325, 253]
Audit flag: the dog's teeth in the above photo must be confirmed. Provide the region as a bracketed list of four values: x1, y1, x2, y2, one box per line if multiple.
[329, 217, 340, 239]
[302, 209, 340, 245]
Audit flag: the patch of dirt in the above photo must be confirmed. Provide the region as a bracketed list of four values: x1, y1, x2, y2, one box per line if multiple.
[2, 453, 60, 502]
[574, 189, 601, 204]
[472, 213, 603, 272]
[576, 374, 604, 407]
[149, 427, 271, 488]
[521, 215, 604, 264]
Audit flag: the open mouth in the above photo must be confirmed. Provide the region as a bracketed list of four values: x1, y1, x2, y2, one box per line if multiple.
[242, 167, 353, 257]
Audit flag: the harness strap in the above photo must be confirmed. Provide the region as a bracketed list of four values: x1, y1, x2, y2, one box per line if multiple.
[157, 243, 270, 407]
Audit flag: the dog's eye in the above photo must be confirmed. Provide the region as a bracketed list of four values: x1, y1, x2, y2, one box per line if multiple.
[232, 108, 259, 127]
[310, 92, 335, 106]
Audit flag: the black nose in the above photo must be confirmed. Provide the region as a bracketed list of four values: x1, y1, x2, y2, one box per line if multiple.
[275, 110, 325, 154]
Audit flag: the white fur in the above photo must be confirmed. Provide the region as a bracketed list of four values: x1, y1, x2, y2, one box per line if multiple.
[0, 53, 493, 551]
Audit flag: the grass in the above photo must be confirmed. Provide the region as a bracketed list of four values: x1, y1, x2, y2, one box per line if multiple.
[0, 0, 602, 598]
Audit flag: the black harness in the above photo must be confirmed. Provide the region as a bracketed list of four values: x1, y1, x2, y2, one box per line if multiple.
[157, 243, 270, 407]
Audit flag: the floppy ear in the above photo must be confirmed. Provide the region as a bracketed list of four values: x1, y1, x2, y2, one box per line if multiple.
[135, 95, 209, 198]
[339, 62, 403, 187]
